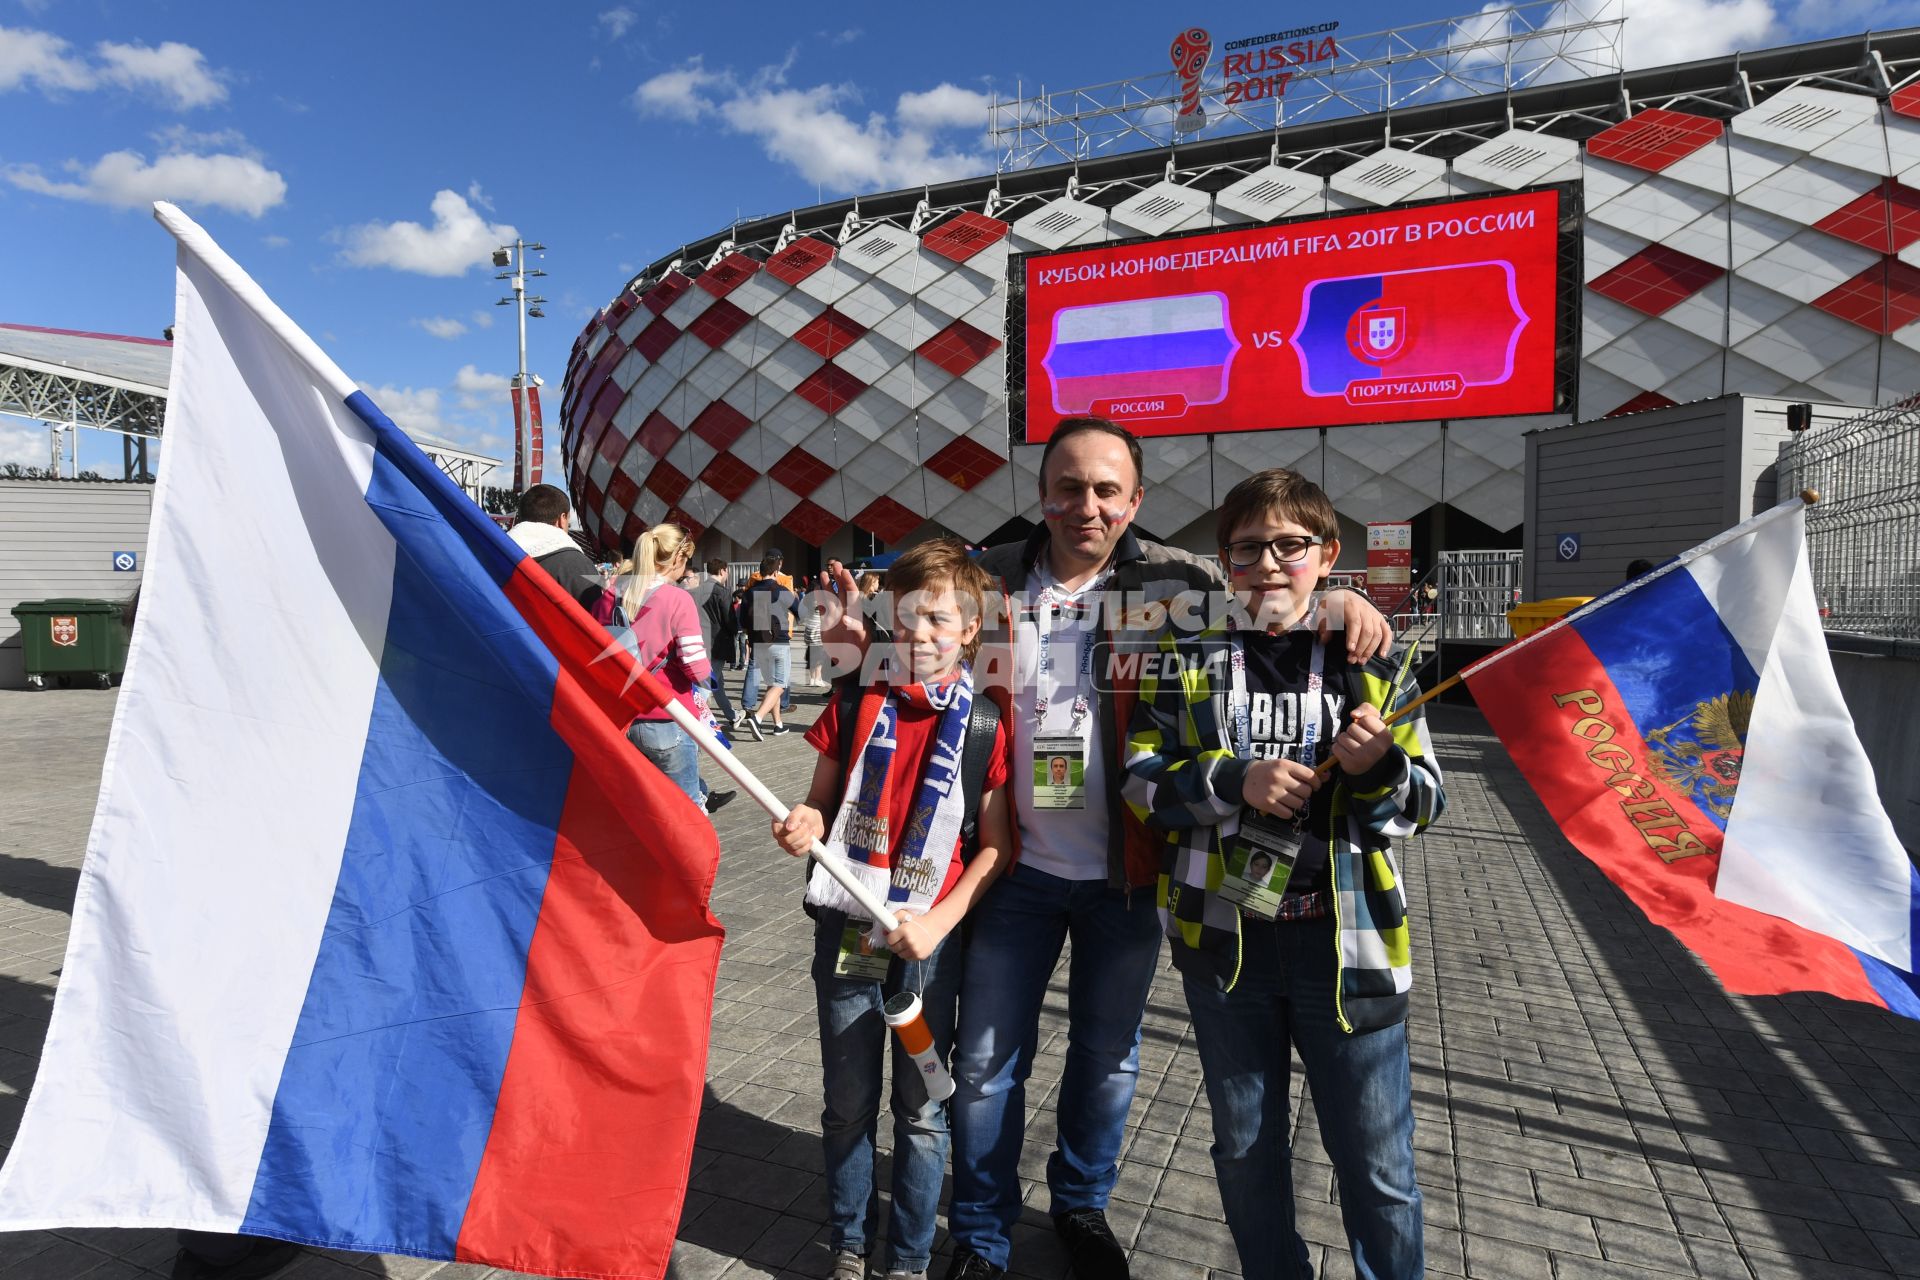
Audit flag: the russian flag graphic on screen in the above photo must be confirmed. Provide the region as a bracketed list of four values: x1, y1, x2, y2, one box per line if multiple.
[1043, 293, 1240, 420]
[1292, 261, 1528, 406]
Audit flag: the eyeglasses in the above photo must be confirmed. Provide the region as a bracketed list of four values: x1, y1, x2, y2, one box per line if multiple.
[1222, 535, 1323, 568]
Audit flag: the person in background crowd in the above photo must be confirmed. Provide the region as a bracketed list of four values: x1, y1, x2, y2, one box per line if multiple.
[752, 547, 796, 591]
[740, 551, 800, 740]
[1624, 558, 1655, 582]
[688, 558, 738, 730]
[805, 602, 828, 688]
[615, 523, 733, 813]
[508, 484, 607, 615]
[731, 587, 750, 668]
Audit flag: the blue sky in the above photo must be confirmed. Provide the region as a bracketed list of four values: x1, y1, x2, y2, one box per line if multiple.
[0, 0, 1892, 474]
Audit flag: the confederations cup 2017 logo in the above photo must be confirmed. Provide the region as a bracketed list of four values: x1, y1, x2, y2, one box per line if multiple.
[1169, 27, 1212, 134]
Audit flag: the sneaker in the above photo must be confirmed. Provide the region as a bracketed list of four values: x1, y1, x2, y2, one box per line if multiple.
[833, 1252, 867, 1280]
[885, 1270, 930, 1280]
[1052, 1208, 1127, 1280]
[705, 789, 737, 814]
[941, 1249, 1004, 1280]
[768, 722, 790, 735]
[744, 717, 765, 742]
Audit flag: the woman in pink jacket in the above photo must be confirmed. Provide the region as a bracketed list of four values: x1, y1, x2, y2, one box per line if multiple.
[616, 523, 732, 812]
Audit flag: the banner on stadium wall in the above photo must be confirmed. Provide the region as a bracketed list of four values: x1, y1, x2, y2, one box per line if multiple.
[1365, 522, 1413, 614]
[1013, 188, 1565, 442]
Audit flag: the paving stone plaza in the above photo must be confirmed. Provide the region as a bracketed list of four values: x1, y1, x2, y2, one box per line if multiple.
[1, 680, 1917, 1279]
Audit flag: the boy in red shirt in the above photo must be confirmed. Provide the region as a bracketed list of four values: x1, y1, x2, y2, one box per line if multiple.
[772, 539, 1014, 1280]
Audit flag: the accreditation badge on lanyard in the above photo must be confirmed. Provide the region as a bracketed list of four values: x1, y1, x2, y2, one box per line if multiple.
[1030, 583, 1096, 810]
[1221, 632, 1325, 920]
[834, 918, 893, 981]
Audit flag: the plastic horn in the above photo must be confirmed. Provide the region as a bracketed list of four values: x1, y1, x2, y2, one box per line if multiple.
[883, 991, 956, 1102]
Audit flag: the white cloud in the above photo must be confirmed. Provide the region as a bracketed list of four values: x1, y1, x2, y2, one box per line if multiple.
[895, 84, 991, 132]
[455, 365, 511, 394]
[470, 308, 495, 330]
[415, 316, 469, 340]
[359, 377, 512, 485]
[0, 26, 91, 93]
[0, 26, 226, 107]
[5, 148, 287, 216]
[95, 39, 225, 109]
[0, 419, 47, 468]
[1619, 0, 1777, 66]
[633, 60, 993, 192]
[263, 234, 290, 248]
[359, 384, 446, 439]
[339, 189, 518, 277]
[632, 59, 721, 121]
[598, 7, 637, 38]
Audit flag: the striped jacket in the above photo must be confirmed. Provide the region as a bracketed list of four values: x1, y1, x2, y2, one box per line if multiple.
[1123, 618, 1445, 1032]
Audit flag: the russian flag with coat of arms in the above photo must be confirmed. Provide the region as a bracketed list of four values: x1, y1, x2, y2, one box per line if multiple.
[0, 203, 725, 1278]
[1464, 498, 1918, 1017]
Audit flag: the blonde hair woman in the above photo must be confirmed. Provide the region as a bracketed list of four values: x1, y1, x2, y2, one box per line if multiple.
[615, 524, 731, 813]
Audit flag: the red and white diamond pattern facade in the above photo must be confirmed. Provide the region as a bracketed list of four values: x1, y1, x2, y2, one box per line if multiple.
[561, 76, 1920, 555]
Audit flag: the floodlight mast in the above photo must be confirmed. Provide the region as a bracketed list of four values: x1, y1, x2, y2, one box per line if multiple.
[494, 238, 548, 489]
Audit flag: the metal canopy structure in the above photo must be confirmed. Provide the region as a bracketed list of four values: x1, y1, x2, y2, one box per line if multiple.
[0, 324, 170, 473]
[990, 0, 1626, 170]
[0, 321, 504, 498]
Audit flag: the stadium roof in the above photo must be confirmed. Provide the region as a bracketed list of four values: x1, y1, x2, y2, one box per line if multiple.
[0, 322, 501, 486]
[0, 323, 172, 396]
[624, 26, 1920, 290]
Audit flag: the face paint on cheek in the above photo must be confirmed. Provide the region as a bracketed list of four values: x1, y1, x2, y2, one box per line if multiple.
[1281, 560, 1319, 576]
[1041, 500, 1129, 525]
[931, 637, 960, 654]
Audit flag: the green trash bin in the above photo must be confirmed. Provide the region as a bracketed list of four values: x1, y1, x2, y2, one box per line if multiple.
[11, 598, 128, 690]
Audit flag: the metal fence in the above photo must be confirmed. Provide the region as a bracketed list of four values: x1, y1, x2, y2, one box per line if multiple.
[1778, 394, 1920, 641]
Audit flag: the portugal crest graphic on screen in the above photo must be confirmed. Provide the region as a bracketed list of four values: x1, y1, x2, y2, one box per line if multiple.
[1294, 261, 1528, 405]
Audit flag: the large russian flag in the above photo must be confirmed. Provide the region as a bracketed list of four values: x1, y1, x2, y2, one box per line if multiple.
[1466, 499, 1918, 1017]
[0, 204, 725, 1278]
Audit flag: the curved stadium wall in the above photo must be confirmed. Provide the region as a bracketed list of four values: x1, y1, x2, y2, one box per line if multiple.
[559, 29, 1920, 559]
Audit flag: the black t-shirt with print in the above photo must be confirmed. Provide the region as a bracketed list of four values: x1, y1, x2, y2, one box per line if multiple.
[1237, 630, 1347, 896]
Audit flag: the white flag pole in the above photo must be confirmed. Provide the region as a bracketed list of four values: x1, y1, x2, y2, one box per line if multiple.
[656, 696, 900, 931]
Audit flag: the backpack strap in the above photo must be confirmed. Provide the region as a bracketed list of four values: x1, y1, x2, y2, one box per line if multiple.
[957, 695, 1002, 858]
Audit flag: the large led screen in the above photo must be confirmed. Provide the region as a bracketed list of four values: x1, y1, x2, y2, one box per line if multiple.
[1014, 188, 1564, 442]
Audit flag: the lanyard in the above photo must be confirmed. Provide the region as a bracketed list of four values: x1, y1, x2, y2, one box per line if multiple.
[1031, 571, 1105, 731]
[1228, 630, 1326, 765]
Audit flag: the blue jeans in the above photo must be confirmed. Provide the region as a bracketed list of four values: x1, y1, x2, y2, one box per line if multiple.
[1183, 916, 1422, 1280]
[627, 717, 704, 806]
[704, 671, 735, 723]
[948, 863, 1164, 1267]
[812, 909, 961, 1272]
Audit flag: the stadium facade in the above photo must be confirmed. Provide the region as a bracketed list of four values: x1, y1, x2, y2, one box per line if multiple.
[559, 27, 1920, 569]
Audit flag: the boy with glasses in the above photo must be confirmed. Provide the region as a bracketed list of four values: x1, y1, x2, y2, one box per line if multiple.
[1124, 468, 1445, 1280]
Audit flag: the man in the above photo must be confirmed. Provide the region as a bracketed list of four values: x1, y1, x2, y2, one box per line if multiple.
[684, 559, 738, 813]
[742, 549, 797, 716]
[740, 551, 799, 739]
[508, 484, 605, 614]
[826, 418, 1391, 1280]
